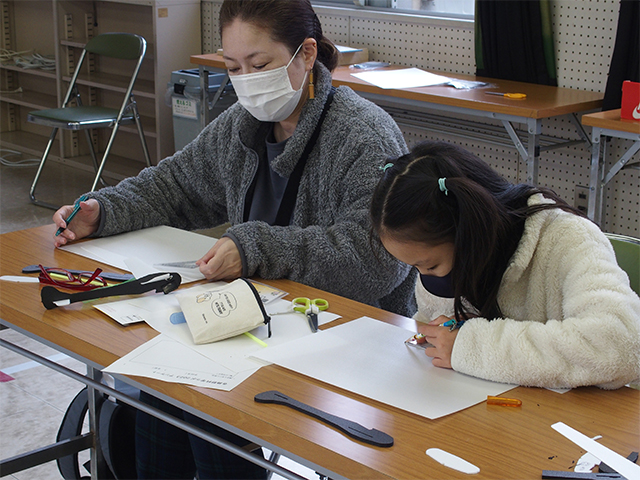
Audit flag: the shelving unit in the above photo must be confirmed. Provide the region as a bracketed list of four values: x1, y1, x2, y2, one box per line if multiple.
[0, 0, 201, 183]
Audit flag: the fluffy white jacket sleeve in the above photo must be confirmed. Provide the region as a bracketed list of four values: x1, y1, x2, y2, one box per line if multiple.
[415, 203, 640, 389]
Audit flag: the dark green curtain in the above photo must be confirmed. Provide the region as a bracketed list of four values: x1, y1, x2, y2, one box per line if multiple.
[475, 0, 557, 86]
[602, 0, 640, 111]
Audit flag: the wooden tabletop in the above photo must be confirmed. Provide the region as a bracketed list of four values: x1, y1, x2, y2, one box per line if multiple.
[2, 225, 638, 480]
[581, 108, 640, 135]
[191, 53, 603, 119]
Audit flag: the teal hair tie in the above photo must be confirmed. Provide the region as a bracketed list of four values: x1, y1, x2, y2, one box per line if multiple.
[380, 162, 394, 172]
[438, 177, 448, 195]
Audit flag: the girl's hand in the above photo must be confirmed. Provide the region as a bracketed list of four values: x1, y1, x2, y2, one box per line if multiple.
[197, 237, 243, 281]
[419, 315, 459, 369]
[53, 199, 101, 247]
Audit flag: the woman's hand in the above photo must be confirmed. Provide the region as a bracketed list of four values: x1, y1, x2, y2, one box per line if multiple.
[197, 237, 243, 281]
[53, 199, 101, 247]
[419, 315, 460, 369]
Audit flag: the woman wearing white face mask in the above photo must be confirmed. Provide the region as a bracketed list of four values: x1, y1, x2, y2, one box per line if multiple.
[52, 1, 414, 474]
[52, 0, 415, 317]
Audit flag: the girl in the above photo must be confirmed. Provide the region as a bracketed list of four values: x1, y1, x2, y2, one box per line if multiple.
[371, 140, 640, 389]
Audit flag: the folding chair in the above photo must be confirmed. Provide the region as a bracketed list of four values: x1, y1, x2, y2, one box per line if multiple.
[604, 232, 640, 296]
[28, 32, 152, 209]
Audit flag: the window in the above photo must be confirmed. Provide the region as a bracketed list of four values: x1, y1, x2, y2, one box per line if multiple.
[315, 0, 475, 20]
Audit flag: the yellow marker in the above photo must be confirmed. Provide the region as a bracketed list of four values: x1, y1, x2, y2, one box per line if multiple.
[244, 332, 268, 347]
[487, 396, 522, 407]
[486, 92, 527, 99]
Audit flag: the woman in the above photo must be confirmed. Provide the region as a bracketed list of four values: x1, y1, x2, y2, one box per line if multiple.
[52, 0, 415, 318]
[371, 140, 640, 390]
[51, 1, 417, 478]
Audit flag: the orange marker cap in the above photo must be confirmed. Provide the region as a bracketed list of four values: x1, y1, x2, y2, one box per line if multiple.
[487, 396, 522, 407]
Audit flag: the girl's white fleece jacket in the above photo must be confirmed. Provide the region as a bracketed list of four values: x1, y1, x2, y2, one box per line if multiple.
[414, 194, 640, 389]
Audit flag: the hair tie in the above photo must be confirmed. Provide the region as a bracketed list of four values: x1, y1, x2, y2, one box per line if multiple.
[438, 177, 448, 195]
[380, 163, 394, 172]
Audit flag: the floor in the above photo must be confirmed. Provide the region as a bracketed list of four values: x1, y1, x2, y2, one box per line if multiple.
[0, 156, 315, 479]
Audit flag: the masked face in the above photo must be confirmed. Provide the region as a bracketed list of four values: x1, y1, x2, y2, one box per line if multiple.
[222, 19, 315, 124]
[229, 43, 307, 122]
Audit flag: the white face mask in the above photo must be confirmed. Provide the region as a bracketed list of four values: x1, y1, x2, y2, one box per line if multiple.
[229, 43, 307, 122]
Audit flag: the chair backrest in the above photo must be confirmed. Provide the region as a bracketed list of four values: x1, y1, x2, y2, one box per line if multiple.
[604, 233, 640, 296]
[85, 32, 145, 60]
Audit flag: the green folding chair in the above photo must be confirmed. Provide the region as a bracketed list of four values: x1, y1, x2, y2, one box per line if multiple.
[28, 32, 152, 209]
[604, 233, 640, 296]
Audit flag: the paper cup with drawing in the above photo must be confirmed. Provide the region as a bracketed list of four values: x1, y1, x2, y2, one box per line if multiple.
[177, 278, 271, 344]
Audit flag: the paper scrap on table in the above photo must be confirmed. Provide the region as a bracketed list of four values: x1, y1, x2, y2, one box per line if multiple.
[252, 316, 516, 419]
[103, 334, 258, 391]
[551, 422, 640, 480]
[352, 67, 450, 89]
[60, 225, 216, 283]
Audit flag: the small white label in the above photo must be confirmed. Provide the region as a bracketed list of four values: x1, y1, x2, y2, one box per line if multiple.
[172, 97, 197, 119]
[426, 448, 480, 475]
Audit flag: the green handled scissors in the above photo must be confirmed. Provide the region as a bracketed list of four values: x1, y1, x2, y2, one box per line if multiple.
[292, 297, 329, 333]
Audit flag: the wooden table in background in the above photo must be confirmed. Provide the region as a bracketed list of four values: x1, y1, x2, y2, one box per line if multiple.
[581, 108, 640, 224]
[191, 53, 603, 186]
[1, 225, 638, 479]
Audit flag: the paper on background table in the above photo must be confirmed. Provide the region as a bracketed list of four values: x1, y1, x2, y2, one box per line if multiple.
[252, 317, 516, 419]
[60, 225, 216, 283]
[352, 67, 450, 89]
[104, 334, 257, 391]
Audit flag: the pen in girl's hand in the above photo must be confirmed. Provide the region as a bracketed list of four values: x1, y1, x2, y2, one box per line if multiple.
[55, 194, 88, 236]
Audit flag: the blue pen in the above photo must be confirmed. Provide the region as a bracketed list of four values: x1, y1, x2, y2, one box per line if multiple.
[55, 194, 88, 236]
[440, 318, 465, 330]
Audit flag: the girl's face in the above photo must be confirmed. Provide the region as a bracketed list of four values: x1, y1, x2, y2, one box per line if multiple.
[221, 19, 312, 91]
[381, 235, 455, 277]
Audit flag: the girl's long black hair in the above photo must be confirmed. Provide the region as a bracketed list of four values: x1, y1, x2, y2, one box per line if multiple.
[371, 141, 585, 321]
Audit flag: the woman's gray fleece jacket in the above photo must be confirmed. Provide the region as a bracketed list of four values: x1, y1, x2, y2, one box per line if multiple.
[88, 63, 417, 316]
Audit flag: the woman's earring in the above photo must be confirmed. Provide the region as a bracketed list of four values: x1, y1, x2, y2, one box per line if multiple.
[309, 70, 315, 99]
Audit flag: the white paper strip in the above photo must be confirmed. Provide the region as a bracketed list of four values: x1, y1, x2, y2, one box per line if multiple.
[551, 422, 640, 480]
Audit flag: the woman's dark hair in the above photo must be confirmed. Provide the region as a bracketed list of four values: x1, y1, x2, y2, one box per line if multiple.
[371, 140, 585, 321]
[219, 0, 339, 72]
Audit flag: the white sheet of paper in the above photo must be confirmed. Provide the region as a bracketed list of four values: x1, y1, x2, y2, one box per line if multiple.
[252, 317, 516, 419]
[352, 67, 450, 89]
[60, 226, 216, 283]
[144, 297, 340, 373]
[103, 334, 257, 391]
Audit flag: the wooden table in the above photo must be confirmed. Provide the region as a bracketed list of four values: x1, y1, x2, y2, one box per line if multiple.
[191, 53, 603, 186]
[581, 108, 640, 224]
[1, 225, 638, 479]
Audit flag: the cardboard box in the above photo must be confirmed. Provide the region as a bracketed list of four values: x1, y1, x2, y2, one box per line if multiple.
[620, 80, 640, 121]
[337, 47, 369, 66]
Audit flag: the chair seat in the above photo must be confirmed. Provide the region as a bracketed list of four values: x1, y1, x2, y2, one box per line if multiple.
[28, 106, 136, 130]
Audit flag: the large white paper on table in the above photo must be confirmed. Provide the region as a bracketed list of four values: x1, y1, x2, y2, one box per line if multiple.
[144, 296, 340, 373]
[60, 225, 216, 283]
[97, 287, 341, 374]
[103, 334, 257, 391]
[252, 317, 516, 419]
[352, 67, 450, 89]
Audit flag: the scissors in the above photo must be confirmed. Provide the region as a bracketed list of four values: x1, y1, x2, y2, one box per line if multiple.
[292, 297, 329, 333]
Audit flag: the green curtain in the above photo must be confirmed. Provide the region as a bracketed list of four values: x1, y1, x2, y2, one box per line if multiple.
[475, 0, 557, 86]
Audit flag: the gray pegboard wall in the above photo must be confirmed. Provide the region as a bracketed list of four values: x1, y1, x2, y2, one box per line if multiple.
[201, 0, 638, 235]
